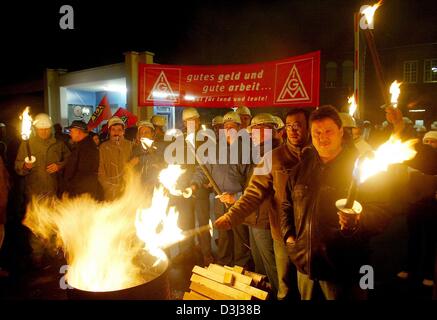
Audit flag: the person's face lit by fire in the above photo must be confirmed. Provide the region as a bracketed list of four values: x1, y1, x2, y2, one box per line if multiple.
[423, 138, 437, 149]
[213, 124, 224, 137]
[239, 115, 251, 129]
[286, 112, 308, 147]
[36, 127, 51, 140]
[251, 124, 274, 146]
[311, 118, 343, 163]
[138, 126, 154, 140]
[69, 128, 87, 143]
[224, 121, 240, 145]
[183, 118, 200, 132]
[109, 124, 125, 142]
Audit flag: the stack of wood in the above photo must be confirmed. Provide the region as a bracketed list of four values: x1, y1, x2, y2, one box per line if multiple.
[182, 264, 269, 300]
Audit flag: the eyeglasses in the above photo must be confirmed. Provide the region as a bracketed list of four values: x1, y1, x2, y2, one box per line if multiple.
[285, 123, 303, 130]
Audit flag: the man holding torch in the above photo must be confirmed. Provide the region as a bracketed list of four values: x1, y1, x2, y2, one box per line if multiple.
[15, 112, 71, 268]
[280, 105, 393, 300]
[15, 113, 70, 199]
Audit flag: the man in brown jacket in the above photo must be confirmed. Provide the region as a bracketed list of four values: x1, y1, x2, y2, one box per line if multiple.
[215, 108, 311, 300]
[98, 116, 133, 201]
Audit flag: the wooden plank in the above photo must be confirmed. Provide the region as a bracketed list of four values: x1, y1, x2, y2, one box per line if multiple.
[208, 264, 253, 286]
[190, 290, 211, 300]
[189, 281, 235, 300]
[231, 281, 269, 300]
[233, 265, 244, 274]
[190, 274, 252, 300]
[192, 266, 227, 284]
[183, 291, 211, 300]
[223, 272, 234, 285]
[243, 270, 267, 284]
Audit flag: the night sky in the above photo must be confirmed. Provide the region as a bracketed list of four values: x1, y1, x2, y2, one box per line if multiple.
[0, 0, 436, 86]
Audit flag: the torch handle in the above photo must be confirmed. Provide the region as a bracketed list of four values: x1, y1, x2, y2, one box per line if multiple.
[344, 179, 358, 209]
[25, 140, 32, 160]
[363, 30, 391, 107]
[186, 141, 230, 208]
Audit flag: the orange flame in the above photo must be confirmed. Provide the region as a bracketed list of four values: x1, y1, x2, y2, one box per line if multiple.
[23, 167, 186, 292]
[389, 80, 402, 108]
[359, 136, 417, 184]
[362, 0, 383, 26]
[348, 95, 357, 117]
[20, 107, 32, 140]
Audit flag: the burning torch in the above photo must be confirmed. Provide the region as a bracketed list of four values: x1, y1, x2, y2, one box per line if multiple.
[336, 137, 418, 231]
[389, 80, 402, 108]
[20, 107, 36, 164]
[348, 94, 358, 118]
[361, 1, 391, 108]
[185, 132, 225, 201]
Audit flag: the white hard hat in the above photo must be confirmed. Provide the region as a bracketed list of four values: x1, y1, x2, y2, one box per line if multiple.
[339, 113, 357, 128]
[423, 131, 437, 143]
[108, 116, 125, 128]
[33, 113, 53, 129]
[151, 115, 167, 127]
[182, 107, 200, 121]
[223, 111, 241, 125]
[212, 115, 224, 126]
[247, 113, 277, 132]
[137, 120, 155, 130]
[273, 116, 285, 130]
[235, 106, 251, 116]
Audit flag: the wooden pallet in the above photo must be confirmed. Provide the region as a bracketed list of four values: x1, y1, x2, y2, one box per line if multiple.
[182, 264, 269, 300]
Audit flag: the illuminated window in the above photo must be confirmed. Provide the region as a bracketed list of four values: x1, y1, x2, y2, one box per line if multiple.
[403, 61, 418, 83]
[325, 62, 337, 88]
[342, 60, 354, 88]
[424, 59, 437, 83]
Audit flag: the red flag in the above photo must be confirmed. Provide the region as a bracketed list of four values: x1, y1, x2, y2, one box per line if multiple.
[87, 95, 112, 131]
[113, 108, 138, 128]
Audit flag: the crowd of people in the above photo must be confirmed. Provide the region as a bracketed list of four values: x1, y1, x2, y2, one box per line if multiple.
[0, 104, 436, 300]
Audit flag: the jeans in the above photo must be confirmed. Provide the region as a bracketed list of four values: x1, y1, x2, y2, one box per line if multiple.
[195, 197, 212, 257]
[273, 239, 299, 300]
[297, 271, 367, 300]
[249, 227, 278, 297]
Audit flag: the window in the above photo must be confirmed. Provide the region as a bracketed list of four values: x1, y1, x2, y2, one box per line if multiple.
[424, 59, 437, 83]
[325, 62, 337, 88]
[342, 60, 354, 88]
[403, 61, 418, 83]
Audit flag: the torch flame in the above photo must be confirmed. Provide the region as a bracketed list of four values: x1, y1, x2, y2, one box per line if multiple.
[358, 136, 417, 184]
[348, 95, 357, 117]
[390, 80, 402, 108]
[362, 0, 383, 26]
[158, 165, 187, 197]
[20, 107, 33, 140]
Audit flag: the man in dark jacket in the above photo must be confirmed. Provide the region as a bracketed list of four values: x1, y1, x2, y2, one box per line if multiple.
[215, 108, 311, 300]
[280, 105, 392, 300]
[63, 121, 102, 200]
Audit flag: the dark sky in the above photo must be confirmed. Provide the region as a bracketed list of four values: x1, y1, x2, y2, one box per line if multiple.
[0, 0, 436, 86]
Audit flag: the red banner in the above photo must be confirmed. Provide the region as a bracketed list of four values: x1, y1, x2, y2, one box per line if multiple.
[113, 108, 138, 128]
[87, 95, 112, 131]
[138, 51, 320, 108]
